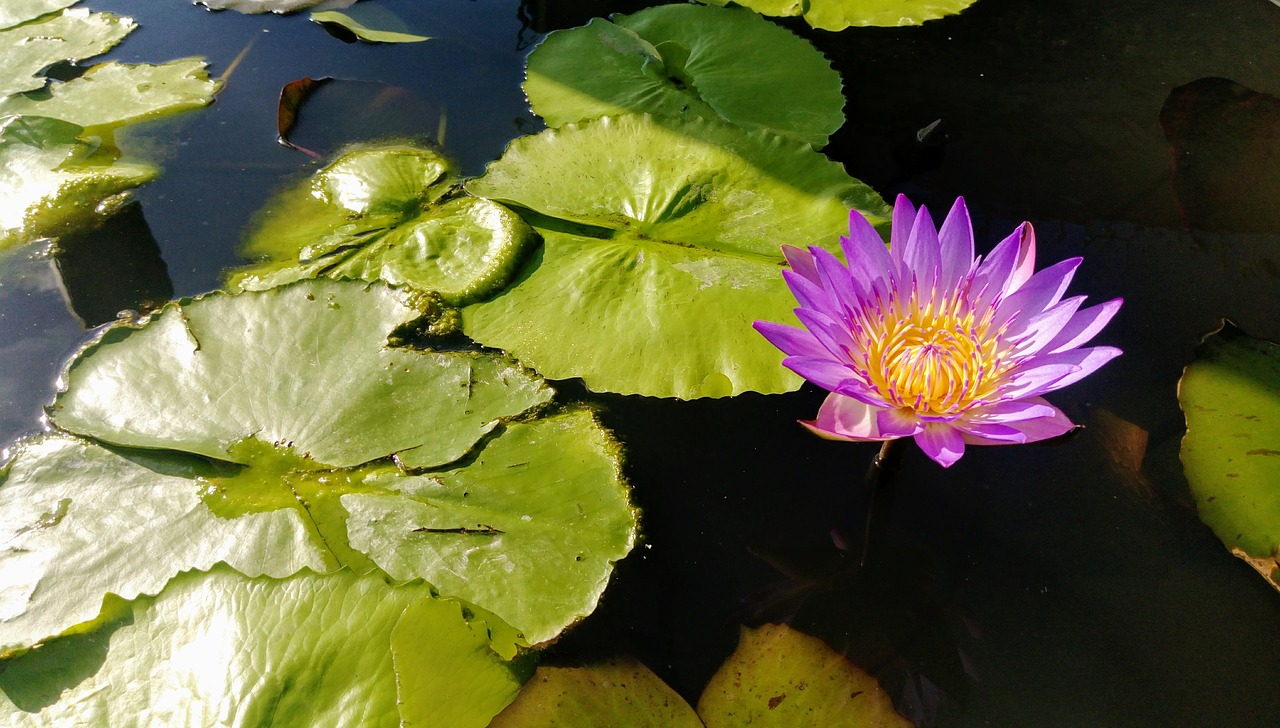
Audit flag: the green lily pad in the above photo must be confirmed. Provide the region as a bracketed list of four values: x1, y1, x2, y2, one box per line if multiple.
[0, 0, 79, 31]
[230, 145, 537, 306]
[1179, 324, 1280, 590]
[49, 280, 551, 468]
[0, 58, 222, 130]
[490, 658, 704, 727]
[344, 407, 639, 644]
[0, 7, 134, 98]
[697, 623, 912, 727]
[701, 0, 978, 29]
[463, 113, 890, 399]
[525, 4, 844, 148]
[6, 280, 634, 648]
[311, 10, 429, 43]
[0, 565, 524, 727]
[0, 115, 156, 249]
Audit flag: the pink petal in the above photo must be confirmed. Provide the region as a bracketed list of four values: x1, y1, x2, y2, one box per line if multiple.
[1004, 295, 1085, 355]
[753, 321, 829, 360]
[901, 205, 941, 284]
[1043, 298, 1123, 354]
[781, 269, 833, 313]
[782, 245, 820, 284]
[794, 307, 856, 359]
[936, 197, 975, 290]
[840, 210, 894, 290]
[890, 194, 917, 255]
[989, 257, 1082, 330]
[971, 222, 1035, 311]
[999, 346, 1123, 400]
[811, 247, 864, 319]
[800, 393, 896, 441]
[915, 423, 965, 467]
[876, 406, 924, 438]
[783, 355, 855, 392]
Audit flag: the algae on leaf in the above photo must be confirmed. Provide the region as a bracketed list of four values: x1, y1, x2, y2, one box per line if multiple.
[1179, 323, 1280, 590]
[0, 116, 156, 249]
[0, 566, 524, 728]
[464, 113, 890, 399]
[525, 4, 844, 148]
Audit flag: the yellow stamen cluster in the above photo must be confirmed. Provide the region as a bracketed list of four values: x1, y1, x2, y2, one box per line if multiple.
[858, 285, 1009, 416]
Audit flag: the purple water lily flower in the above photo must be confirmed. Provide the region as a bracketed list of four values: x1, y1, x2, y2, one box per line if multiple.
[754, 195, 1122, 468]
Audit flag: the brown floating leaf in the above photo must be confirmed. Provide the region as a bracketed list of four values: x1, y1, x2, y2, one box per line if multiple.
[277, 75, 332, 158]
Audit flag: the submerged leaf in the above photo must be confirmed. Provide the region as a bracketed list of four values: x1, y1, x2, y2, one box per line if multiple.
[464, 113, 890, 398]
[490, 658, 703, 727]
[0, 58, 222, 130]
[0, 115, 155, 249]
[198, 0, 357, 14]
[311, 10, 429, 43]
[0, 566, 522, 727]
[1179, 323, 1280, 590]
[700, 0, 977, 29]
[525, 4, 843, 147]
[231, 145, 538, 306]
[0, 7, 134, 98]
[698, 624, 911, 727]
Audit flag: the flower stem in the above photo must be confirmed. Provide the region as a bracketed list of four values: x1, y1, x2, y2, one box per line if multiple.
[858, 438, 905, 567]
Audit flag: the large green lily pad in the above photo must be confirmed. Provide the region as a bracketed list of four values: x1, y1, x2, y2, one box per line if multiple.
[0, 58, 222, 130]
[50, 280, 550, 468]
[1179, 324, 1280, 590]
[230, 145, 537, 306]
[525, 4, 844, 148]
[6, 280, 635, 649]
[0, 115, 156, 249]
[0, 565, 524, 727]
[463, 113, 889, 399]
[701, 0, 978, 29]
[0, 7, 133, 98]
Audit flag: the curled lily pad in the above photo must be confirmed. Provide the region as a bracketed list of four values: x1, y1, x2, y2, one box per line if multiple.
[464, 113, 890, 399]
[1179, 323, 1280, 590]
[0, 7, 134, 98]
[311, 10, 429, 44]
[230, 145, 538, 306]
[0, 115, 155, 249]
[0, 58, 222, 130]
[0, 565, 524, 727]
[525, 4, 844, 148]
[701, 0, 978, 29]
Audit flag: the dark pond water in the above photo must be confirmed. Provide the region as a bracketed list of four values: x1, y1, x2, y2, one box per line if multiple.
[3, 0, 1280, 725]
